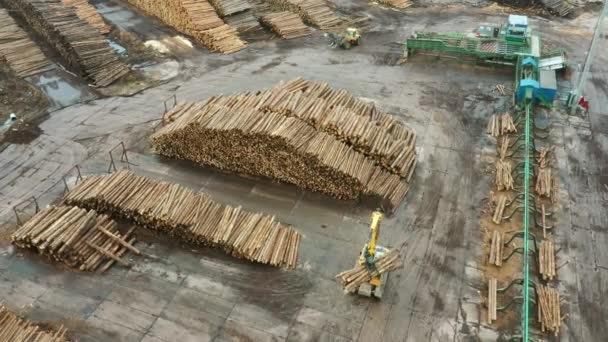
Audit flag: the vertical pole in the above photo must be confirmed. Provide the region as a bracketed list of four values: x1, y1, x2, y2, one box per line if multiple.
[570, 0, 607, 114]
[522, 103, 531, 341]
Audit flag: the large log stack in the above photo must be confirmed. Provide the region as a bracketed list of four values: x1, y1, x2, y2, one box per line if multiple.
[63, 170, 300, 269]
[4, 0, 129, 87]
[125, 0, 246, 54]
[61, 0, 110, 34]
[0, 304, 70, 341]
[151, 78, 416, 211]
[0, 9, 53, 77]
[265, 0, 341, 29]
[261, 12, 312, 39]
[11, 205, 137, 272]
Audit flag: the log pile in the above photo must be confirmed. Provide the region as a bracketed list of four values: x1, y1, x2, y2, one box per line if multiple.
[125, 0, 246, 54]
[537, 284, 562, 336]
[488, 230, 503, 266]
[0, 9, 53, 77]
[209, 0, 252, 17]
[151, 78, 416, 211]
[376, 0, 413, 9]
[0, 304, 70, 341]
[63, 171, 300, 269]
[495, 160, 514, 191]
[4, 0, 129, 87]
[224, 10, 263, 33]
[61, 0, 110, 34]
[535, 167, 557, 201]
[538, 240, 556, 280]
[265, 0, 341, 29]
[261, 12, 312, 39]
[487, 112, 517, 137]
[335, 249, 402, 293]
[11, 205, 137, 272]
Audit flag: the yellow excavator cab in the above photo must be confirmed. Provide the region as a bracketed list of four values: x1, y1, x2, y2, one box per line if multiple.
[345, 28, 361, 44]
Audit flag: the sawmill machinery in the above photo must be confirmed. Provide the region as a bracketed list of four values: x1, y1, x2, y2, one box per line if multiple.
[356, 210, 390, 298]
[327, 27, 361, 49]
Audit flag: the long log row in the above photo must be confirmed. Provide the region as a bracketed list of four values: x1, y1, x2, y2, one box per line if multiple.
[125, 0, 246, 54]
[11, 205, 137, 272]
[0, 304, 70, 341]
[151, 99, 410, 211]
[376, 0, 413, 9]
[261, 12, 312, 39]
[0, 9, 54, 77]
[209, 0, 252, 17]
[63, 171, 301, 269]
[61, 0, 110, 34]
[335, 249, 402, 293]
[4, 0, 129, 87]
[264, 0, 341, 29]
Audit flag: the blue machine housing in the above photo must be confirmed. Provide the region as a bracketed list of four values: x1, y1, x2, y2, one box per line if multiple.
[517, 79, 540, 103]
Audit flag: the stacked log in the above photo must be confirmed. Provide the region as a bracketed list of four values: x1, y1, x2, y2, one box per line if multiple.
[261, 12, 312, 39]
[0, 9, 53, 77]
[265, 0, 341, 29]
[11, 206, 137, 272]
[495, 160, 514, 191]
[538, 240, 556, 280]
[151, 78, 416, 211]
[537, 285, 562, 336]
[61, 0, 110, 34]
[376, 0, 413, 9]
[335, 249, 402, 293]
[535, 167, 557, 201]
[124, 0, 246, 54]
[63, 171, 300, 269]
[0, 304, 70, 341]
[209, 0, 253, 17]
[487, 112, 517, 137]
[4, 0, 129, 87]
[224, 11, 263, 33]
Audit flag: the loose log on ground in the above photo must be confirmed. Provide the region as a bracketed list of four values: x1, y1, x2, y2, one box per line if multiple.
[62, 171, 300, 269]
[11, 205, 135, 272]
[3, 0, 129, 86]
[335, 249, 402, 293]
[0, 304, 70, 341]
[0, 9, 53, 77]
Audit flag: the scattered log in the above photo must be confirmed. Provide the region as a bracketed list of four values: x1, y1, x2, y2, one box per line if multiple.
[488, 230, 503, 266]
[3, 0, 129, 86]
[492, 193, 508, 224]
[150, 78, 417, 212]
[11, 205, 135, 272]
[488, 278, 497, 323]
[0, 9, 53, 77]
[335, 249, 402, 293]
[261, 12, 312, 39]
[63, 171, 300, 269]
[0, 304, 70, 342]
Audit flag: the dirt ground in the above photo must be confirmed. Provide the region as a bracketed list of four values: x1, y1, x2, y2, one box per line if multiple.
[0, 1, 607, 342]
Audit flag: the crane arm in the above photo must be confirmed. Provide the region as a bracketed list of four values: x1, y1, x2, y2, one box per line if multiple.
[367, 211, 383, 257]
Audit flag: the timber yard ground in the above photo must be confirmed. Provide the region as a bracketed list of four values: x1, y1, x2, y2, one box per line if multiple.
[1, 0, 607, 341]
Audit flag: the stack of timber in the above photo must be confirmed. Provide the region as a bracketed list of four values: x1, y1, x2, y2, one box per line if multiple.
[0, 9, 53, 77]
[265, 0, 341, 29]
[125, 0, 246, 54]
[151, 78, 416, 211]
[539, 0, 575, 17]
[210, 0, 252, 17]
[63, 171, 300, 269]
[538, 240, 556, 280]
[537, 285, 562, 336]
[487, 112, 517, 137]
[4, 0, 129, 86]
[11, 206, 137, 272]
[488, 230, 503, 266]
[335, 249, 402, 293]
[376, 0, 413, 9]
[61, 0, 110, 34]
[0, 304, 70, 341]
[261, 12, 312, 39]
[224, 11, 263, 33]
[535, 167, 557, 201]
[495, 160, 514, 191]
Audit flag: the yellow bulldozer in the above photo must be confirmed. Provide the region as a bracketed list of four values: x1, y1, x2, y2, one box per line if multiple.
[327, 27, 361, 49]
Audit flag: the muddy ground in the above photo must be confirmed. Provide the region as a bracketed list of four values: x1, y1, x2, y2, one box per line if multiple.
[0, 1, 607, 342]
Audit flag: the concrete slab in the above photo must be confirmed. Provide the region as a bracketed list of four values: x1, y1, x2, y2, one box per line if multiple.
[148, 317, 213, 342]
[92, 301, 156, 333]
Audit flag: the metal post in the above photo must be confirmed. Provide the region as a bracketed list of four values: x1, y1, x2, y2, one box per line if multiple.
[570, 0, 608, 114]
